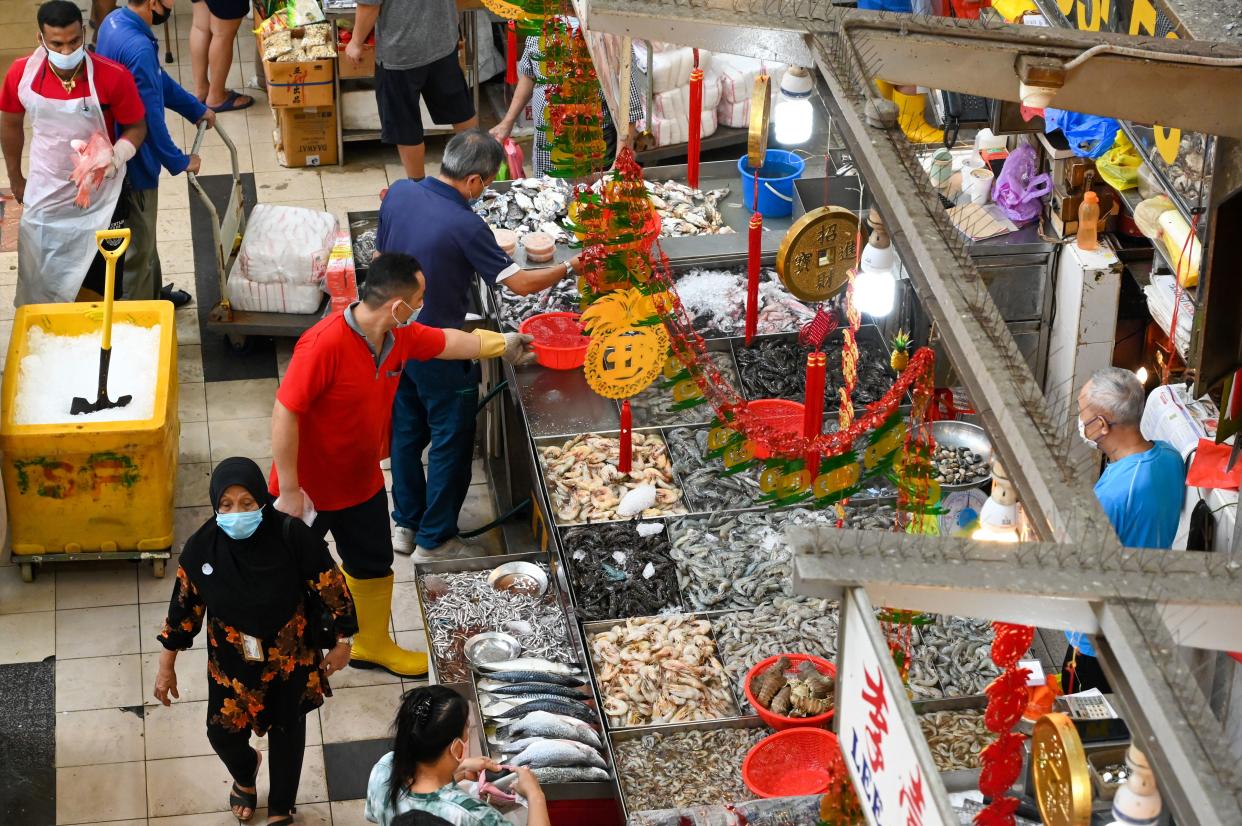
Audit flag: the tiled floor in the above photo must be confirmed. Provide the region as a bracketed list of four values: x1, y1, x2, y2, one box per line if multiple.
[0, 4, 505, 824]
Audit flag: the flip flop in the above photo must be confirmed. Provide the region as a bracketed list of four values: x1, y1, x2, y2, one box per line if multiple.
[209, 90, 255, 113]
[229, 748, 262, 823]
[160, 285, 192, 308]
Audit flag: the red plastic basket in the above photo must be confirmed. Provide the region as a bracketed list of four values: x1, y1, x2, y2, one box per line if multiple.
[745, 399, 805, 459]
[520, 311, 591, 370]
[744, 653, 837, 730]
[742, 728, 845, 799]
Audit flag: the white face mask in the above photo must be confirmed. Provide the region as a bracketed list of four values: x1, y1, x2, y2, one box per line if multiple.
[43, 39, 84, 72]
[391, 300, 418, 328]
[1077, 415, 1107, 450]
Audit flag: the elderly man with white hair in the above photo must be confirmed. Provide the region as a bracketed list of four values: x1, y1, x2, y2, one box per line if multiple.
[1062, 366, 1186, 693]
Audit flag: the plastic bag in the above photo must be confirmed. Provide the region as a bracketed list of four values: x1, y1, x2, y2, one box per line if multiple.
[1186, 439, 1242, 491]
[1044, 109, 1119, 159]
[503, 138, 527, 181]
[235, 204, 338, 286]
[990, 143, 1052, 226]
[1133, 194, 1176, 239]
[1096, 131, 1141, 191]
[69, 133, 114, 208]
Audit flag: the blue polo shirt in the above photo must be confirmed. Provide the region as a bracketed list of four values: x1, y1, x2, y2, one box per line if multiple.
[375, 178, 519, 330]
[1066, 440, 1185, 657]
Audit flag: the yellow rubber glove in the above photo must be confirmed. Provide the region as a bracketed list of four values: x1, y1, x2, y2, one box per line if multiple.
[472, 328, 507, 359]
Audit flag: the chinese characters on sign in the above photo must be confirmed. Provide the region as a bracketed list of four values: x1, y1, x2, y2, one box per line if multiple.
[837, 588, 952, 826]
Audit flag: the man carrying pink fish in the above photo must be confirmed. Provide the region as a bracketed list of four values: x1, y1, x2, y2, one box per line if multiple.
[0, 1, 147, 306]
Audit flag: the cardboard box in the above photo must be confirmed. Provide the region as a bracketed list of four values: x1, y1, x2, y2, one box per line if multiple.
[1049, 181, 1117, 227]
[1047, 202, 1118, 238]
[274, 106, 338, 168]
[262, 42, 335, 107]
[337, 43, 375, 79]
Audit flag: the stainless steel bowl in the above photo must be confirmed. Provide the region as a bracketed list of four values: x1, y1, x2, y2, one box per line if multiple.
[487, 561, 549, 597]
[930, 420, 993, 491]
[464, 632, 522, 668]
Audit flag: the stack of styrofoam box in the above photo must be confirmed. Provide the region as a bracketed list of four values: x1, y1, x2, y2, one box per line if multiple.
[637, 44, 721, 148]
[715, 54, 788, 129]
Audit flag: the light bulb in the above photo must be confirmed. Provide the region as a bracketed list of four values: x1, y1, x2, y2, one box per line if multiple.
[775, 98, 813, 145]
[973, 496, 1019, 542]
[853, 268, 896, 317]
[860, 240, 894, 273]
[972, 523, 1020, 543]
[775, 66, 814, 146]
[1135, 366, 1149, 384]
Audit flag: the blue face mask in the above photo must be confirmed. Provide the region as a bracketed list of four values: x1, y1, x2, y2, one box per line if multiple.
[217, 506, 264, 540]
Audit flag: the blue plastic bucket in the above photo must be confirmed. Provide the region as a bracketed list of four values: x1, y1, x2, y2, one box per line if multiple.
[738, 150, 806, 218]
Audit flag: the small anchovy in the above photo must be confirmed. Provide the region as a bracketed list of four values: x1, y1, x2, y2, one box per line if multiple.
[497, 698, 599, 725]
[530, 766, 611, 784]
[478, 681, 589, 699]
[481, 670, 586, 687]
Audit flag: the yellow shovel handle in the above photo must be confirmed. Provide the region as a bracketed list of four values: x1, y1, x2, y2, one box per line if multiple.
[95, 228, 131, 352]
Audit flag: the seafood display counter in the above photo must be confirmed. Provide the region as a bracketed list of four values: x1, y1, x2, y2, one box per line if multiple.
[444, 163, 1064, 818]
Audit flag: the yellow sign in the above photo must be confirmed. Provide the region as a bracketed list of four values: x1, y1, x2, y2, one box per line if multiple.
[584, 325, 669, 399]
[1032, 713, 1093, 826]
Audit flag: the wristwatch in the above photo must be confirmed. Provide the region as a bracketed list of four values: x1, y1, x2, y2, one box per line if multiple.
[563, 258, 575, 278]
[338, 636, 354, 647]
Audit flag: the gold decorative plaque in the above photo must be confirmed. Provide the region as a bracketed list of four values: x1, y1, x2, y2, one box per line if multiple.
[748, 74, 771, 169]
[1031, 712, 1092, 826]
[775, 206, 860, 302]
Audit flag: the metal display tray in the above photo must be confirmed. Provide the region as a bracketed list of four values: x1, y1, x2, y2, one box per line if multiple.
[579, 614, 748, 733]
[465, 664, 620, 802]
[411, 550, 579, 686]
[912, 695, 988, 792]
[608, 716, 768, 823]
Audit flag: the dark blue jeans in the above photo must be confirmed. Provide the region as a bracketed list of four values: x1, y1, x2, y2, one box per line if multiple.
[391, 359, 480, 548]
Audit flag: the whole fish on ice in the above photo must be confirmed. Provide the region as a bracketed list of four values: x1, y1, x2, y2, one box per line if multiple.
[479, 670, 586, 687]
[509, 739, 607, 770]
[477, 680, 587, 699]
[495, 710, 602, 749]
[531, 766, 610, 783]
[496, 698, 598, 725]
[477, 658, 583, 675]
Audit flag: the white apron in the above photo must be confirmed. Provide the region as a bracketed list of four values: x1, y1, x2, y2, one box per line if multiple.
[15, 49, 126, 306]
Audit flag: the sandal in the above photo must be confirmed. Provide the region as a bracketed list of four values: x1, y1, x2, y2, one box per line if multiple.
[229, 749, 262, 822]
[267, 817, 295, 826]
[208, 90, 255, 113]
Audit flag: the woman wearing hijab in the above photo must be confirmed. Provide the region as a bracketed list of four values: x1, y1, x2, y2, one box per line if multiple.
[154, 458, 358, 825]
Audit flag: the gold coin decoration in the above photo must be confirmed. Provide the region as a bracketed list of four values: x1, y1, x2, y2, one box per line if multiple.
[748, 74, 771, 169]
[478, 0, 530, 21]
[775, 206, 861, 302]
[584, 324, 669, 399]
[1031, 712, 1092, 826]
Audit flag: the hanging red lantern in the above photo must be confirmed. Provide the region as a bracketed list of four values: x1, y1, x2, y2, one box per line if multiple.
[506, 21, 518, 85]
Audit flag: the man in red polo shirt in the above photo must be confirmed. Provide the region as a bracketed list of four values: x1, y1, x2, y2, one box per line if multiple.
[1, 0, 147, 305]
[272, 252, 532, 678]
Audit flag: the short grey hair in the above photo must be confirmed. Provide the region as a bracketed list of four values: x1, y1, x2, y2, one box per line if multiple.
[1083, 367, 1145, 426]
[441, 129, 504, 181]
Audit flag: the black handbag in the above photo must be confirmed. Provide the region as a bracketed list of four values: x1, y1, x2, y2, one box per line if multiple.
[280, 516, 339, 652]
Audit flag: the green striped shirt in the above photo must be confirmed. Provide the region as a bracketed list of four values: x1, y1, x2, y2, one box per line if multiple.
[365, 752, 510, 826]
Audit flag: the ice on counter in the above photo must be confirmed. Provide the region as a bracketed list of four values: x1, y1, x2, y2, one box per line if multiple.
[13, 325, 162, 424]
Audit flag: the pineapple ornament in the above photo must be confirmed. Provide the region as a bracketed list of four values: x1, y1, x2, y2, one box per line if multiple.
[890, 330, 911, 372]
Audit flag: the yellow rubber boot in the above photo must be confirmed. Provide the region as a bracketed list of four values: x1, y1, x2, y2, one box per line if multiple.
[874, 79, 895, 100]
[343, 573, 429, 678]
[892, 90, 944, 144]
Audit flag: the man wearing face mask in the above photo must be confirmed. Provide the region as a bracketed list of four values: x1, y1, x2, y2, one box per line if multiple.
[98, 0, 211, 307]
[377, 129, 579, 562]
[1062, 367, 1186, 692]
[271, 252, 534, 679]
[1, 0, 147, 306]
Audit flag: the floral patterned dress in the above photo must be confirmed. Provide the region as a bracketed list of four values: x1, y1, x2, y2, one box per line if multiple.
[158, 515, 358, 735]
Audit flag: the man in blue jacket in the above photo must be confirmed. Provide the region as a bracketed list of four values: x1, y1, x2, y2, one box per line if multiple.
[98, 0, 211, 306]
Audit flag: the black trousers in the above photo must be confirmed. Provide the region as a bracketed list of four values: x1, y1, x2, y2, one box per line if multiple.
[207, 715, 306, 816]
[1060, 644, 1113, 694]
[310, 487, 394, 579]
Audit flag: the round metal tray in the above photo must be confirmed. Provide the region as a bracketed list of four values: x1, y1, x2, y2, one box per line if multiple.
[930, 420, 992, 491]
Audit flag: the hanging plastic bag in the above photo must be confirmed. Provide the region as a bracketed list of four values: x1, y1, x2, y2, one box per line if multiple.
[1096, 131, 1141, 191]
[1044, 109, 1119, 159]
[503, 138, 528, 180]
[69, 133, 114, 208]
[990, 143, 1052, 226]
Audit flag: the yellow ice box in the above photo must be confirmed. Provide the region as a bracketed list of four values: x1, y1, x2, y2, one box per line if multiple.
[0, 301, 179, 557]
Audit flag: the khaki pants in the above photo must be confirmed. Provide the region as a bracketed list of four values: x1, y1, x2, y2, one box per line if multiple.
[122, 187, 163, 302]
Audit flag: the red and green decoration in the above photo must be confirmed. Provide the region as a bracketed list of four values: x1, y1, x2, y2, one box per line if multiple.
[536, 17, 608, 179]
[976, 622, 1036, 826]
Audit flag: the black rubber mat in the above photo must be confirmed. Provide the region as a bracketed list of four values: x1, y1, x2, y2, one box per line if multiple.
[187, 173, 279, 382]
[0, 660, 56, 825]
[323, 737, 392, 802]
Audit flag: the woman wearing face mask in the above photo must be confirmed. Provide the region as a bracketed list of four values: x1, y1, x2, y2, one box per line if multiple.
[365, 686, 550, 826]
[154, 458, 358, 825]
